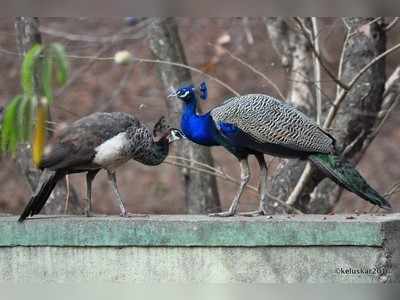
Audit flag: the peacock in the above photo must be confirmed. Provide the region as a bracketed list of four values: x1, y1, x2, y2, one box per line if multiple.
[170, 82, 391, 217]
[18, 112, 183, 222]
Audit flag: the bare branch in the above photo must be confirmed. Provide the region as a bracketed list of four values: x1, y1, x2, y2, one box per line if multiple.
[323, 40, 400, 130]
[164, 157, 303, 214]
[97, 63, 135, 112]
[293, 17, 350, 91]
[56, 44, 116, 98]
[385, 17, 400, 31]
[40, 18, 154, 43]
[288, 18, 392, 210]
[242, 18, 254, 45]
[286, 163, 312, 205]
[67, 54, 240, 96]
[336, 30, 351, 97]
[385, 180, 400, 198]
[311, 17, 322, 125]
[211, 44, 285, 99]
[348, 17, 382, 38]
[359, 67, 400, 154]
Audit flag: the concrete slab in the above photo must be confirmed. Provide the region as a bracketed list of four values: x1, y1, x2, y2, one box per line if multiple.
[0, 214, 399, 283]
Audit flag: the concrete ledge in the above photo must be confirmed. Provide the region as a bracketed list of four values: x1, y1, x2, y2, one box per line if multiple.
[0, 214, 398, 247]
[1, 214, 400, 283]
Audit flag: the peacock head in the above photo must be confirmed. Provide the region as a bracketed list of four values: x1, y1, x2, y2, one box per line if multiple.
[168, 82, 208, 102]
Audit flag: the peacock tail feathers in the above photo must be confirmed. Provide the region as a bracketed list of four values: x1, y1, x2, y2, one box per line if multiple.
[309, 153, 391, 209]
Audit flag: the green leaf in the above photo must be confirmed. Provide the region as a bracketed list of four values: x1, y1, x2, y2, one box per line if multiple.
[21, 44, 43, 97]
[41, 50, 54, 104]
[1, 95, 23, 154]
[18, 96, 34, 141]
[49, 43, 69, 86]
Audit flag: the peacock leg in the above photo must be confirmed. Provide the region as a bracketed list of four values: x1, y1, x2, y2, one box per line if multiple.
[85, 169, 99, 217]
[240, 154, 269, 217]
[209, 158, 250, 217]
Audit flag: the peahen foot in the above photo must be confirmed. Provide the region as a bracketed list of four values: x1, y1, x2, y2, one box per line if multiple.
[120, 211, 149, 218]
[209, 210, 237, 217]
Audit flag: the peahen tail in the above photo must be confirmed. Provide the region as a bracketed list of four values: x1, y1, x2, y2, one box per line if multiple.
[18, 170, 65, 222]
[308, 153, 391, 210]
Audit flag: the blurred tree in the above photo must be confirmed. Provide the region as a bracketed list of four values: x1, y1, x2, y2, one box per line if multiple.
[265, 17, 388, 213]
[264, 17, 316, 214]
[13, 17, 81, 215]
[148, 18, 221, 214]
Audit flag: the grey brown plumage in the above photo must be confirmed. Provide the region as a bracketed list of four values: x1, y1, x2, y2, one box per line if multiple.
[19, 112, 182, 222]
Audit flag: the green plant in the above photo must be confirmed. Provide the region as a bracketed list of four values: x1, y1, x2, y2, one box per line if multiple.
[0, 43, 69, 166]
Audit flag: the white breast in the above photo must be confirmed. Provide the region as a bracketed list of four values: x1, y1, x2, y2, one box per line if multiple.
[93, 132, 129, 170]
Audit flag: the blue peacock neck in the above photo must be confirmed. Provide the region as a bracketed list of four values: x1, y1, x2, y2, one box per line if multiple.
[180, 94, 220, 147]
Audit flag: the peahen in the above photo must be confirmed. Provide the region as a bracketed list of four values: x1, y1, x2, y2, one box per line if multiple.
[170, 82, 391, 217]
[18, 112, 183, 222]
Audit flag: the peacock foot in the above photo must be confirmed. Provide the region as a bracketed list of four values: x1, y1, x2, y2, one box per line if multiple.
[239, 209, 267, 217]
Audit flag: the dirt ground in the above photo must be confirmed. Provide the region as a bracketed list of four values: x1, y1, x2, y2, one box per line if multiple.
[0, 18, 399, 215]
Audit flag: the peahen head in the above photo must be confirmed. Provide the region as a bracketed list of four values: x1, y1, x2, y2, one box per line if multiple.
[166, 128, 185, 143]
[153, 116, 185, 144]
[169, 82, 208, 102]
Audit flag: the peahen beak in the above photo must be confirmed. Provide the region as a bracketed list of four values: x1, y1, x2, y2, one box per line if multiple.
[167, 129, 186, 143]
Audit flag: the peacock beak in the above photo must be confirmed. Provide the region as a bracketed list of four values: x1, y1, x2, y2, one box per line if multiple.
[167, 91, 178, 98]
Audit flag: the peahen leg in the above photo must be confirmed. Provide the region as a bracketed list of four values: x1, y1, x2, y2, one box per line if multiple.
[209, 158, 250, 217]
[107, 171, 128, 217]
[240, 154, 269, 217]
[107, 170, 148, 217]
[85, 169, 99, 217]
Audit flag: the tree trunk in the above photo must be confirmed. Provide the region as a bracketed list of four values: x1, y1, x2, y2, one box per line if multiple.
[264, 17, 316, 213]
[304, 17, 386, 213]
[148, 18, 221, 214]
[265, 17, 387, 214]
[14, 17, 81, 215]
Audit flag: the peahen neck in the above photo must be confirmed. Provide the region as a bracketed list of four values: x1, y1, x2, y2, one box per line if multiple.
[180, 95, 219, 146]
[135, 138, 169, 166]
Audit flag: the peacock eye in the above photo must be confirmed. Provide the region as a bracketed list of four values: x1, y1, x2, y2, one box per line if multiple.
[179, 90, 190, 98]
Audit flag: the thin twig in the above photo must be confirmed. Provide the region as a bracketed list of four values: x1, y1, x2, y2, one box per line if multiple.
[286, 163, 312, 205]
[348, 17, 382, 38]
[67, 54, 240, 96]
[212, 44, 285, 99]
[293, 17, 349, 91]
[164, 158, 303, 214]
[324, 40, 400, 130]
[336, 30, 351, 97]
[385, 17, 400, 31]
[242, 17, 254, 45]
[168, 155, 224, 175]
[97, 62, 135, 112]
[311, 17, 322, 125]
[359, 67, 400, 155]
[40, 19, 153, 43]
[56, 37, 123, 98]
[0, 46, 20, 56]
[384, 181, 400, 198]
